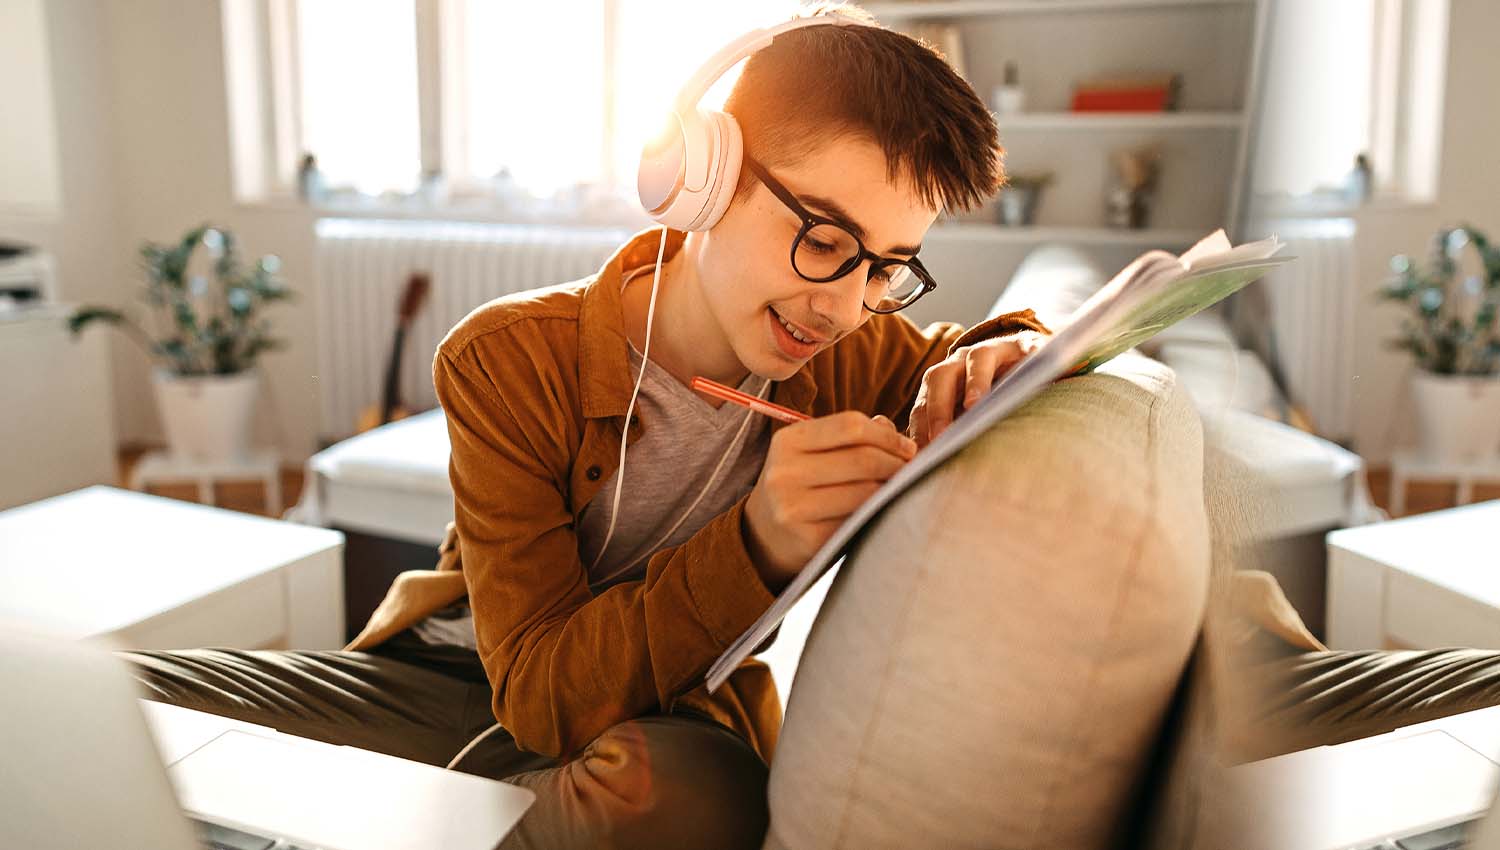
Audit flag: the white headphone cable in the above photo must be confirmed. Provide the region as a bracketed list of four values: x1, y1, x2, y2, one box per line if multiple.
[589, 224, 671, 574]
[445, 719, 508, 770]
[588, 224, 773, 585]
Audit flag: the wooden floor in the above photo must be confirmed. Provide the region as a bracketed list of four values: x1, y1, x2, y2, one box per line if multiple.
[1367, 465, 1500, 519]
[116, 444, 306, 519]
[115, 444, 1499, 523]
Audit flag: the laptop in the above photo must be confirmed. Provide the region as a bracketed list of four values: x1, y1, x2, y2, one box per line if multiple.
[0, 624, 534, 850]
[1234, 725, 1500, 850]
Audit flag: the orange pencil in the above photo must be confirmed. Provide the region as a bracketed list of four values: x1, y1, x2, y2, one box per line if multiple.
[691, 376, 810, 424]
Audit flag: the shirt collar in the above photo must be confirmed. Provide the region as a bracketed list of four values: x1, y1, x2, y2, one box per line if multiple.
[577, 225, 819, 421]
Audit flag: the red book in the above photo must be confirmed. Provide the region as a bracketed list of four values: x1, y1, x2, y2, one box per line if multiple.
[1070, 87, 1173, 112]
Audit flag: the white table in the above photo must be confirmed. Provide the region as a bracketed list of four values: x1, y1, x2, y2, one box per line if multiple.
[1326, 499, 1500, 650]
[0, 485, 345, 649]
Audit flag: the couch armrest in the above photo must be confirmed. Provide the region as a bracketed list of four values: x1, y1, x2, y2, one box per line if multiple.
[764, 353, 1210, 850]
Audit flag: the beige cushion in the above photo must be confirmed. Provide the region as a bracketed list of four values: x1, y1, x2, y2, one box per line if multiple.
[763, 352, 1211, 850]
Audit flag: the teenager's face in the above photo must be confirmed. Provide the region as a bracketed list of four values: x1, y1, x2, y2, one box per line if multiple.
[697, 136, 940, 381]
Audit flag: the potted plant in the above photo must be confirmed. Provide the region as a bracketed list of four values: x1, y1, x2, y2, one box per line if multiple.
[1381, 224, 1500, 461]
[68, 224, 293, 461]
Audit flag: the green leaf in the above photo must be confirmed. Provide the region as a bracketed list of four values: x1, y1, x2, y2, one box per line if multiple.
[66, 306, 125, 335]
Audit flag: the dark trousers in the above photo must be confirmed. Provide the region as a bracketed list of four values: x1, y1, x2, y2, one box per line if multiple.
[122, 630, 770, 850]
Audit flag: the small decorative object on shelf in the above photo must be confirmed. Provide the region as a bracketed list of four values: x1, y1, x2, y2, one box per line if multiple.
[996, 172, 1053, 227]
[991, 61, 1026, 115]
[1104, 145, 1160, 229]
[1071, 73, 1181, 113]
[67, 224, 294, 462]
[296, 152, 325, 203]
[1381, 225, 1500, 462]
[1345, 152, 1373, 205]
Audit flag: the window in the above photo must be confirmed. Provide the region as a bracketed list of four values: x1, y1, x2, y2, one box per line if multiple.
[223, 0, 798, 217]
[1251, 0, 1448, 208]
[295, 0, 422, 195]
[607, 0, 801, 194]
[451, 0, 607, 197]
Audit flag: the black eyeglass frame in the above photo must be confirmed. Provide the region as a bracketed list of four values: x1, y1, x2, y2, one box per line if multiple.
[743, 154, 938, 314]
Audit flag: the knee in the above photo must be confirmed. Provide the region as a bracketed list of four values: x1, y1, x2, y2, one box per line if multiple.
[552, 716, 770, 849]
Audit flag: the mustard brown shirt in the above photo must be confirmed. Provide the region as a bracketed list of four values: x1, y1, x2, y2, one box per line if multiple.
[344, 226, 1049, 762]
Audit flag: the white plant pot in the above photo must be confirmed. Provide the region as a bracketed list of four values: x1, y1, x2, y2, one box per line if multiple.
[151, 368, 261, 461]
[1411, 370, 1500, 462]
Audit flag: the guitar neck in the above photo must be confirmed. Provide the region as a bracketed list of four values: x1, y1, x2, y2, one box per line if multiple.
[379, 324, 408, 422]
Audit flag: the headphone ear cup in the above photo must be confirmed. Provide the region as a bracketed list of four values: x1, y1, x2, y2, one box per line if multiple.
[636, 113, 687, 220]
[694, 110, 743, 232]
[639, 108, 715, 231]
[638, 108, 743, 232]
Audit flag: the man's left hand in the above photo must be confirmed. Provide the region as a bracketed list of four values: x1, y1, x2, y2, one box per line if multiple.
[908, 330, 1049, 448]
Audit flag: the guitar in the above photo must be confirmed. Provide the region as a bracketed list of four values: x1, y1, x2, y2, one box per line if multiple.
[356, 272, 431, 433]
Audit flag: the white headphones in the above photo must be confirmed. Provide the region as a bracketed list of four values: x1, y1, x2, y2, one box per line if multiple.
[636, 13, 864, 232]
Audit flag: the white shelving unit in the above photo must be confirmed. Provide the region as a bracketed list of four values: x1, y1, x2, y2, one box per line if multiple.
[996, 111, 1245, 131]
[866, 0, 1251, 18]
[923, 222, 1206, 246]
[867, 0, 1268, 250]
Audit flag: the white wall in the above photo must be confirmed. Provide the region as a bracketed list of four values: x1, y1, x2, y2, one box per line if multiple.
[0, 0, 127, 413]
[1344, 0, 1500, 463]
[102, 0, 323, 459]
[0, 0, 63, 214]
[0, 0, 323, 461]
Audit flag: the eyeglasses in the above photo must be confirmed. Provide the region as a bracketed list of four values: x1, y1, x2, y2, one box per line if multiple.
[744, 154, 938, 314]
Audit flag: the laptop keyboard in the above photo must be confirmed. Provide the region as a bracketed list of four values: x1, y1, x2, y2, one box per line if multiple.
[190, 818, 315, 850]
[1359, 820, 1474, 850]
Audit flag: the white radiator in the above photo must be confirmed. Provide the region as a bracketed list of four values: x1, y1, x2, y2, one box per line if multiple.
[314, 218, 632, 440]
[1260, 217, 1357, 442]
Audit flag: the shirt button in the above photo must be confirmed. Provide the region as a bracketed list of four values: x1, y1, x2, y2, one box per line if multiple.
[586, 465, 602, 481]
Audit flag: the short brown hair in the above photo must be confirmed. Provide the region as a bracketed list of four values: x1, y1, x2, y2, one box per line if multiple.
[723, 3, 1004, 215]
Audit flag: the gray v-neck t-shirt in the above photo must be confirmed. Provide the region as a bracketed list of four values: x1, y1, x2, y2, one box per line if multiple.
[410, 274, 774, 650]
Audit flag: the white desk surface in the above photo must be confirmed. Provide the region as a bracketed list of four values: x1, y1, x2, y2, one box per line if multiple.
[1326, 500, 1500, 603]
[0, 485, 343, 639]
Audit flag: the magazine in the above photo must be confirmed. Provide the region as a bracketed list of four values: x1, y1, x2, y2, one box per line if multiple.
[706, 228, 1292, 692]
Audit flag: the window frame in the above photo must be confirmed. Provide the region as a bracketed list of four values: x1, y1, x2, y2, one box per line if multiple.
[1248, 0, 1449, 216]
[228, 0, 637, 217]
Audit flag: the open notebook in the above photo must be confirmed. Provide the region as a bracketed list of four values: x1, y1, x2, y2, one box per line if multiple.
[706, 229, 1292, 692]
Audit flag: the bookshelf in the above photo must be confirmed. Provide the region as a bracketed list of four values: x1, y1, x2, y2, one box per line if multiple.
[865, 0, 1252, 17]
[867, 0, 1268, 250]
[921, 223, 1206, 246]
[996, 111, 1244, 131]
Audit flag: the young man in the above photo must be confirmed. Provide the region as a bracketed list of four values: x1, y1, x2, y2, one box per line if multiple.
[125, 8, 1047, 848]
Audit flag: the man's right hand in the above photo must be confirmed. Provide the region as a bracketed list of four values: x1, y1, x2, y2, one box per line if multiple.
[742, 411, 918, 592]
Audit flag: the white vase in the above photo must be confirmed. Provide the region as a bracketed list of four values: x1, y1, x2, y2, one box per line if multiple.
[1411, 370, 1500, 462]
[150, 368, 261, 461]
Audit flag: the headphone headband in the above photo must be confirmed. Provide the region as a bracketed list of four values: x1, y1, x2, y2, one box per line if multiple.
[638, 12, 870, 231]
[673, 15, 862, 112]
